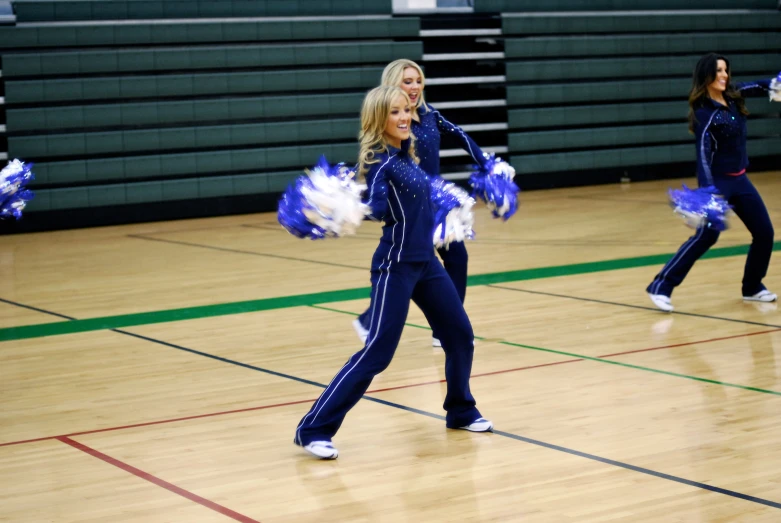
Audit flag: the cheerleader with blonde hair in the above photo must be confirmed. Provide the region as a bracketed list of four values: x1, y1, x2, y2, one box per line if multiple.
[353, 59, 491, 347]
[294, 85, 492, 460]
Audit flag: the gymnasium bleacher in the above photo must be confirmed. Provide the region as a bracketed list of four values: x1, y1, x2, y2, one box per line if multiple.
[0, 0, 421, 228]
[0, 0, 779, 230]
[495, 1, 781, 186]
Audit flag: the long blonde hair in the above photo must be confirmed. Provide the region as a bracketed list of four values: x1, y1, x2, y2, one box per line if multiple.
[381, 59, 427, 111]
[357, 85, 418, 179]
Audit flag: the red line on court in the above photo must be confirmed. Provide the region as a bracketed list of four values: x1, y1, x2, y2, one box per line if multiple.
[0, 397, 317, 448]
[368, 328, 781, 393]
[598, 328, 781, 358]
[0, 435, 56, 447]
[58, 436, 260, 523]
[365, 358, 583, 393]
[3, 328, 778, 449]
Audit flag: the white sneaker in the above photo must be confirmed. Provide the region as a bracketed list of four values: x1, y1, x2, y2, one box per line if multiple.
[352, 318, 368, 344]
[302, 440, 339, 459]
[458, 418, 493, 432]
[648, 293, 674, 312]
[743, 290, 778, 302]
[432, 337, 442, 348]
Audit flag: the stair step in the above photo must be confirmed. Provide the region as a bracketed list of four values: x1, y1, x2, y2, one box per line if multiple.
[434, 100, 507, 109]
[441, 146, 508, 158]
[423, 52, 505, 61]
[427, 75, 506, 85]
[420, 28, 502, 37]
[395, 7, 472, 15]
[460, 123, 508, 132]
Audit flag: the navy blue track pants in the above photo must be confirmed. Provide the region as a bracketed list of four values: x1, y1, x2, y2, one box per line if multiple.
[358, 242, 468, 339]
[648, 175, 774, 297]
[295, 256, 480, 446]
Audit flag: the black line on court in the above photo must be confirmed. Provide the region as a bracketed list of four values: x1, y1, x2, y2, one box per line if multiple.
[242, 223, 683, 248]
[242, 220, 750, 249]
[127, 234, 368, 271]
[3, 299, 781, 510]
[244, 223, 703, 248]
[488, 285, 781, 329]
[0, 297, 75, 321]
[137, 223, 250, 235]
[566, 195, 669, 205]
[488, 427, 781, 509]
[469, 239, 691, 247]
[567, 195, 781, 215]
[242, 223, 380, 241]
[113, 329, 327, 389]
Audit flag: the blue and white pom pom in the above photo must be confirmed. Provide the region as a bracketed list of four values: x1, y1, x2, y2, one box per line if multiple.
[430, 177, 476, 249]
[0, 159, 35, 220]
[668, 184, 731, 231]
[469, 153, 520, 220]
[769, 71, 781, 102]
[277, 156, 369, 240]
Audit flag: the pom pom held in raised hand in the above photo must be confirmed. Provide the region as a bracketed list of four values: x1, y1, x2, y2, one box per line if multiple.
[0, 159, 35, 220]
[769, 71, 781, 102]
[469, 153, 520, 220]
[430, 177, 475, 249]
[277, 156, 369, 240]
[668, 184, 731, 231]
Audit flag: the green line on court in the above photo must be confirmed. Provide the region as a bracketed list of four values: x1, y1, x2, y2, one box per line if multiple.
[467, 242, 754, 286]
[1, 240, 777, 343]
[315, 304, 781, 397]
[316, 303, 781, 397]
[500, 341, 781, 397]
[0, 288, 370, 342]
[308, 304, 487, 340]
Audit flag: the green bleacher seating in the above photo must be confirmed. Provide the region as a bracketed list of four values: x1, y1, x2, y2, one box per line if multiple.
[6, 93, 365, 133]
[509, 139, 781, 175]
[504, 33, 781, 60]
[505, 54, 781, 83]
[4, 65, 389, 104]
[0, 16, 419, 50]
[5, 0, 780, 228]
[501, 11, 781, 35]
[29, 142, 358, 187]
[501, 5, 781, 180]
[9, 118, 360, 159]
[12, 0, 393, 22]
[508, 98, 775, 130]
[1, 4, 420, 222]
[477, 0, 778, 13]
[2, 41, 420, 77]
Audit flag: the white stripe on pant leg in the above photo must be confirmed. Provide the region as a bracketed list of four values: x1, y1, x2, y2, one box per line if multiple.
[294, 265, 390, 442]
[306, 262, 393, 426]
[298, 167, 404, 439]
[652, 228, 704, 295]
[294, 263, 392, 444]
[652, 226, 707, 295]
[365, 263, 393, 348]
[295, 356, 354, 444]
[366, 192, 401, 344]
[365, 258, 388, 342]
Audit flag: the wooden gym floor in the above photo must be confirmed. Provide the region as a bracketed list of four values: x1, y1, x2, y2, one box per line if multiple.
[1, 172, 781, 522]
